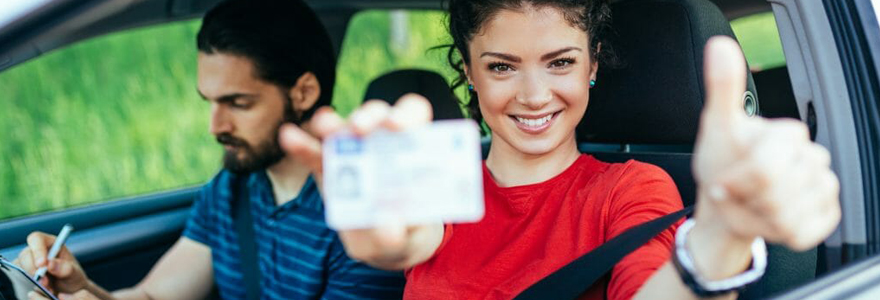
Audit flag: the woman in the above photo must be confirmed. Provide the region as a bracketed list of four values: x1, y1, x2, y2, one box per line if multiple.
[281, 0, 841, 299]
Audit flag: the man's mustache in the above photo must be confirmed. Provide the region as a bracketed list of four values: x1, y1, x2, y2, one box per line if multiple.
[216, 134, 248, 148]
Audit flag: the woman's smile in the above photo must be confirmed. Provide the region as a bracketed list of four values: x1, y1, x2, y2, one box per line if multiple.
[509, 110, 562, 134]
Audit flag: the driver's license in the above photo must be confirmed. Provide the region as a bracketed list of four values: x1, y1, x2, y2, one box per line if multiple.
[322, 120, 485, 230]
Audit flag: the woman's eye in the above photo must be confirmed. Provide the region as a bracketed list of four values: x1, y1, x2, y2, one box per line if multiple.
[489, 62, 513, 73]
[549, 58, 575, 69]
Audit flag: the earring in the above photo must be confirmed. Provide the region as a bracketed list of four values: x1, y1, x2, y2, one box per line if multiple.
[468, 84, 475, 91]
[589, 80, 596, 88]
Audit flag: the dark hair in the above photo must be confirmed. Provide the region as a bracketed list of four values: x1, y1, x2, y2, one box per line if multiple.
[445, 0, 615, 124]
[197, 0, 336, 122]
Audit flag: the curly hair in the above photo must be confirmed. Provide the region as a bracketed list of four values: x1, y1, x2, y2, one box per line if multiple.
[444, 0, 615, 124]
[197, 0, 336, 123]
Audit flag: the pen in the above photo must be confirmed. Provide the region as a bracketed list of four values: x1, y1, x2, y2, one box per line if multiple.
[33, 224, 74, 282]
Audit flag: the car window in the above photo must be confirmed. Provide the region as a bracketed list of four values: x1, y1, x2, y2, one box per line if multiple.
[731, 11, 787, 71]
[0, 20, 218, 220]
[874, 0, 880, 28]
[333, 10, 465, 117]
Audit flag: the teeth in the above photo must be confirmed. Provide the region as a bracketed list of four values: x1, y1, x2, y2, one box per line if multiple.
[515, 114, 553, 127]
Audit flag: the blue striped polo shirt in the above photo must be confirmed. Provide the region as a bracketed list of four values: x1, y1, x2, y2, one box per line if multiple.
[183, 170, 405, 299]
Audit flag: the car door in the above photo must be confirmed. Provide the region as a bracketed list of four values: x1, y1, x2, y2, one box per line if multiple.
[770, 0, 880, 297]
[0, 0, 214, 291]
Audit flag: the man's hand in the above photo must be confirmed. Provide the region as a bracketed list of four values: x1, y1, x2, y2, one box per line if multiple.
[16, 232, 90, 295]
[690, 36, 841, 272]
[279, 94, 443, 269]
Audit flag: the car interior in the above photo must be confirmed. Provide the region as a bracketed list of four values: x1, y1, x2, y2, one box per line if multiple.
[0, 0, 874, 298]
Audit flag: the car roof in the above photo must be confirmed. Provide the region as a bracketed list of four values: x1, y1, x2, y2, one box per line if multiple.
[0, 0, 772, 73]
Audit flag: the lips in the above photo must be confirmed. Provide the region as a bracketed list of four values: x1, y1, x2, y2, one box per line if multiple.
[509, 111, 561, 134]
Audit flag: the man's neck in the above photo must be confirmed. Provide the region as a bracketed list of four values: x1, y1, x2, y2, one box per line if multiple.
[265, 156, 311, 206]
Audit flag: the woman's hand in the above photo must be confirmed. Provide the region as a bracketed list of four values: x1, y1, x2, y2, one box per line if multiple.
[690, 36, 841, 276]
[15, 232, 90, 295]
[279, 94, 444, 270]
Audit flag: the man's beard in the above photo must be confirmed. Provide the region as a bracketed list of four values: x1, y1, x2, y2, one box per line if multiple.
[217, 98, 300, 174]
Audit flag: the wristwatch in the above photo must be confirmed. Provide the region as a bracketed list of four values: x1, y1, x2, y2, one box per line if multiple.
[672, 219, 768, 297]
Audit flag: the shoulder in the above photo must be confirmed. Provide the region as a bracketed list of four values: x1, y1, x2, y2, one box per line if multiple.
[585, 157, 683, 217]
[565, 155, 674, 188]
[592, 158, 677, 191]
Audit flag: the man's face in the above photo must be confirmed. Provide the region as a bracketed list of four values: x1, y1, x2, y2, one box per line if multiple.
[197, 52, 296, 173]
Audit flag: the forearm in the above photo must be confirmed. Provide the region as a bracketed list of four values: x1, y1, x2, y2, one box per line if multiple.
[68, 280, 120, 300]
[77, 280, 156, 300]
[341, 222, 444, 270]
[635, 197, 754, 299]
[634, 263, 738, 300]
[634, 235, 751, 300]
[110, 288, 153, 300]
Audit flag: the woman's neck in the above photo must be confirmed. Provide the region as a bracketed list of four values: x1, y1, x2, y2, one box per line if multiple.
[484, 134, 581, 187]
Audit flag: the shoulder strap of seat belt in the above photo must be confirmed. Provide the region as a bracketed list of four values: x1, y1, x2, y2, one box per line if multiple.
[232, 175, 262, 300]
[514, 206, 693, 300]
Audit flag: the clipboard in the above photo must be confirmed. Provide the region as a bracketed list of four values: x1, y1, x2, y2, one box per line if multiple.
[0, 256, 59, 300]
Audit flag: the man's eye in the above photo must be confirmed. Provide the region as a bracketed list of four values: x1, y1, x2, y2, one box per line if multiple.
[232, 100, 250, 108]
[489, 62, 513, 73]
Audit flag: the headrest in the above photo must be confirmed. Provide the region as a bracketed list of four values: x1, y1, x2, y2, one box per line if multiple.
[363, 69, 464, 120]
[578, 0, 759, 144]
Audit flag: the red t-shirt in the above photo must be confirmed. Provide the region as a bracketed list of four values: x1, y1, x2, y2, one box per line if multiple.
[404, 154, 683, 300]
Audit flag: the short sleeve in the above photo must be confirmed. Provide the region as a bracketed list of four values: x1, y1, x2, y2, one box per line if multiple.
[604, 161, 684, 300]
[323, 238, 406, 300]
[182, 186, 214, 247]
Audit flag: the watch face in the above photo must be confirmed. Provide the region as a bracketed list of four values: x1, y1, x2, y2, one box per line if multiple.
[0, 258, 58, 300]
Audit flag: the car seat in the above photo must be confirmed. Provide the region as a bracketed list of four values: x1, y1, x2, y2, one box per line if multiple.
[580, 0, 814, 297]
[363, 69, 464, 120]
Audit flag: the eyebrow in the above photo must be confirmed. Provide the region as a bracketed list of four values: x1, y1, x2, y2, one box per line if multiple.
[480, 52, 521, 63]
[540, 47, 582, 61]
[479, 47, 583, 63]
[196, 89, 257, 103]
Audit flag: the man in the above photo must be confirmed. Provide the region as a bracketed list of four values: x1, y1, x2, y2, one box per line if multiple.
[15, 0, 405, 299]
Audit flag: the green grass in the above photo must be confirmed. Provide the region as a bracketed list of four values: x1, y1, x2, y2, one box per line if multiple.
[731, 12, 787, 71]
[333, 10, 462, 116]
[0, 9, 784, 220]
[0, 20, 219, 219]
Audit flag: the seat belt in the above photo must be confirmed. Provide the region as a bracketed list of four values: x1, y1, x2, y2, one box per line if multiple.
[514, 206, 693, 300]
[233, 176, 263, 300]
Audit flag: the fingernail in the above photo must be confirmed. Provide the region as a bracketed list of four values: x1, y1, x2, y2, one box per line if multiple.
[49, 260, 57, 272]
[710, 185, 728, 202]
[36, 257, 45, 266]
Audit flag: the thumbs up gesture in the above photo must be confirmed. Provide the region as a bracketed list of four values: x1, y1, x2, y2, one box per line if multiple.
[691, 36, 841, 251]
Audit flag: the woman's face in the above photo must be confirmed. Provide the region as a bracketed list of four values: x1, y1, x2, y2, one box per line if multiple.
[466, 5, 597, 156]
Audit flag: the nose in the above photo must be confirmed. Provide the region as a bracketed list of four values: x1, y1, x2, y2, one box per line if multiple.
[209, 104, 233, 135]
[515, 72, 552, 109]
